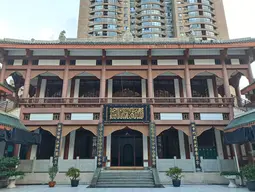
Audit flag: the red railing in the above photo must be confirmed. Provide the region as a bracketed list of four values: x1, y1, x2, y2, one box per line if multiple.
[19, 97, 234, 107]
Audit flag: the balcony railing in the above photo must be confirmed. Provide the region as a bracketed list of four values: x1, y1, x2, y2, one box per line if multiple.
[19, 97, 234, 108]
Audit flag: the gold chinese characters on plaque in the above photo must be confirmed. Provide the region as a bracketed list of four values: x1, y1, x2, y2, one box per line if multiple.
[109, 107, 144, 120]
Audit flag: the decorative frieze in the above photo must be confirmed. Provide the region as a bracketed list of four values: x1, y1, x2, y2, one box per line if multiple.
[190, 122, 201, 172]
[53, 123, 63, 166]
[149, 122, 157, 168]
[96, 123, 104, 167]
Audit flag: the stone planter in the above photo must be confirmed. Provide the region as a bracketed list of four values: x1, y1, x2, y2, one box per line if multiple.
[224, 175, 237, 188]
[7, 178, 16, 189]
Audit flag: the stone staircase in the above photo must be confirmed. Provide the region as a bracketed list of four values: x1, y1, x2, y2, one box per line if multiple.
[95, 170, 156, 188]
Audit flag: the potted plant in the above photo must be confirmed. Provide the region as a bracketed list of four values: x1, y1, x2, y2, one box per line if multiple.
[48, 166, 58, 187]
[0, 157, 24, 189]
[66, 167, 80, 187]
[220, 171, 241, 188]
[241, 164, 255, 191]
[166, 167, 183, 187]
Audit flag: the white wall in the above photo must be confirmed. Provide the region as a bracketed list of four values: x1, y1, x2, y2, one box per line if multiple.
[75, 60, 96, 66]
[231, 59, 240, 65]
[38, 60, 60, 66]
[194, 59, 215, 65]
[158, 60, 178, 65]
[112, 60, 141, 66]
[160, 113, 183, 120]
[71, 113, 93, 120]
[13, 60, 23, 66]
[30, 114, 53, 121]
[200, 113, 223, 120]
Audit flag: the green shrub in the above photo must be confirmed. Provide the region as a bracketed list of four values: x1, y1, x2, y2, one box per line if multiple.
[166, 167, 183, 180]
[48, 166, 58, 182]
[241, 164, 255, 181]
[66, 167, 80, 181]
[0, 157, 24, 180]
[220, 171, 241, 176]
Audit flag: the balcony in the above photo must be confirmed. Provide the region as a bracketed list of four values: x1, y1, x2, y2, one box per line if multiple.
[19, 97, 234, 108]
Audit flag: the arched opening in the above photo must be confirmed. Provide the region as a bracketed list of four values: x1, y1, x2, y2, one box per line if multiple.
[36, 129, 55, 159]
[72, 72, 100, 98]
[111, 72, 143, 97]
[191, 72, 222, 98]
[197, 128, 217, 159]
[73, 128, 96, 159]
[154, 72, 182, 98]
[29, 72, 63, 98]
[157, 128, 190, 159]
[111, 128, 143, 167]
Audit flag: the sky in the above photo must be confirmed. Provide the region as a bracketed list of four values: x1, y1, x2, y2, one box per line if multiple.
[0, 0, 254, 88]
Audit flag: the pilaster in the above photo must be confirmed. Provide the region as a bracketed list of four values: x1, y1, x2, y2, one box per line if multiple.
[143, 135, 148, 167]
[68, 131, 76, 159]
[106, 134, 111, 167]
[39, 79, 47, 98]
[0, 60, 6, 83]
[178, 130, 186, 159]
[214, 129, 224, 159]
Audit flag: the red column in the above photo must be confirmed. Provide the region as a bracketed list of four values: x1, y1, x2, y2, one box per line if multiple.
[0, 60, 6, 83]
[184, 60, 192, 98]
[60, 60, 70, 122]
[22, 60, 32, 98]
[221, 59, 231, 97]
[62, 60, 69, 98]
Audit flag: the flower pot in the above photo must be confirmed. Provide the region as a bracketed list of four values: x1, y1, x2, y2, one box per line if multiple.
[224, 175, 237, 188]
[172, 179, 181, 187]
[247, 181, 255, 191]
[71, 179, 79, 187]
[48, 181, 56, 188]
[7, 179, 16, 189]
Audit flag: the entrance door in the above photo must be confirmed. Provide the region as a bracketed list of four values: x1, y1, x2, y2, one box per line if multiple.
[111, 128, 143, 167]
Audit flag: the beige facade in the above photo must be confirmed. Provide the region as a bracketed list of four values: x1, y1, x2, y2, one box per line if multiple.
[77, 0, 229, 40]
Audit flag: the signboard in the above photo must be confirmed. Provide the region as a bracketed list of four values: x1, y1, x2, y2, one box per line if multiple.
[103, 104, 150, 123]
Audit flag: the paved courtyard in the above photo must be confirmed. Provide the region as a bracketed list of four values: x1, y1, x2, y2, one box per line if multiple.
[0, 185, 250, 192]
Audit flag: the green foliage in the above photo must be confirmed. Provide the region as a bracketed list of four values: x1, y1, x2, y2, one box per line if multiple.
[220, 171, 241, 176]
[66, 167, 80, 181]
[0, 157, 24, 180]
[241, 164, 255, 181]
[48, 166, 58, 182]
[166, 167, 183, 180]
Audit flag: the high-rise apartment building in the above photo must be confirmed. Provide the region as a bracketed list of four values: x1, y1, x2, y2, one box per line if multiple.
[78, 0, 229, 40]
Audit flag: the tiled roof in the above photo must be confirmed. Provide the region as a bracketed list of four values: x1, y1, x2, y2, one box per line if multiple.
[0, 111, 27, 130]
[225, 109, 255, 131]
[0, 37, 255, 45]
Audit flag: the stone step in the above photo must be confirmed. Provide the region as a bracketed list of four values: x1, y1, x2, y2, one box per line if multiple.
[98, 179, 153, 182]
[96, 183, 155, 188]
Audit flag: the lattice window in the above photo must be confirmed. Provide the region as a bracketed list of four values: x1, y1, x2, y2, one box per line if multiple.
[194, 113, 200, 120]
[53, 113, 60, 120]
[154, 113, 160, 120]
[24, 114, 30, 120]
[223, 113, 229, 120]
[93, 113, 100, 120]
[182, 113, 189, 120]
[65, 113, 71, 120]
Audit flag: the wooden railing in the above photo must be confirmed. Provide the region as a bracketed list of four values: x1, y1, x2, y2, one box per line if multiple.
[19, 97, 234, 108]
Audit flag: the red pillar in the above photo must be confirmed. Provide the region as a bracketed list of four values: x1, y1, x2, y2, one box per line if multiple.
[221, 59, 231, 97]
[0, 60, 6, 83]
[22, 60, 32, 98]
[62, 60, 70, 98]
[184, 60, 192, 98]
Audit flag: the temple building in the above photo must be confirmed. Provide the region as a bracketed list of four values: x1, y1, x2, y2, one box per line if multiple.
[0, 37, 254, 186]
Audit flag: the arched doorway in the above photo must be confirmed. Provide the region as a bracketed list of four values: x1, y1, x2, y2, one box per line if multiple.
[111, 128, 143, 167]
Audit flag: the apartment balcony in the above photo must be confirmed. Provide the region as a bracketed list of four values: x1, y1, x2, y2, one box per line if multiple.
[19, 97, 234, 108]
